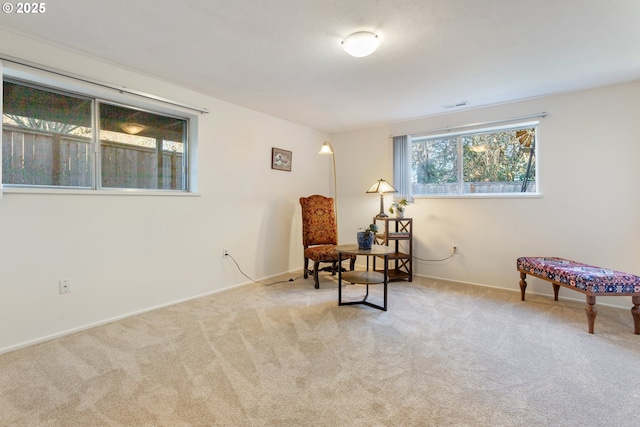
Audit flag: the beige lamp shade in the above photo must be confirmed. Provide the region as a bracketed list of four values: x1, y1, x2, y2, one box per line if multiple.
[366, 179, 397, 217]
[366, 179, 397, 194]
[319, 141, 334, 155]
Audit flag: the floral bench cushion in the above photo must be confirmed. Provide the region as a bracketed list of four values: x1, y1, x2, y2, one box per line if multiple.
[517, 257, 640, 295]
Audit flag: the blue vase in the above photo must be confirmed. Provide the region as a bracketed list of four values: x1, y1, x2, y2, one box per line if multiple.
[357, 231, 374, 249]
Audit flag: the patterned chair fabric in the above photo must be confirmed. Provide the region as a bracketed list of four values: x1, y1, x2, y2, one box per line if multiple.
[300, 195, 355, 288]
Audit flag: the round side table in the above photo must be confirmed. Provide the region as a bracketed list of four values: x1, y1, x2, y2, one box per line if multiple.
[335, 244, 394, 311]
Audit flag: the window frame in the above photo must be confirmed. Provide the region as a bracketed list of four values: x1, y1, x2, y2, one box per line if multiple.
[96, 100, 189, 192]
[1, 64, 198, 195]
[407, 121, 540, 199]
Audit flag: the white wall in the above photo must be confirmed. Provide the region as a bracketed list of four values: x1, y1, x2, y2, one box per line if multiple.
[2, 27, 639, 353]
[331, 81, 640, 307]
[0, 29, 332, 352]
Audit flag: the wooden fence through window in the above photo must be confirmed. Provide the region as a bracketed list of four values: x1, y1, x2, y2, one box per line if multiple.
[413, 181, 537, 195]
[2, 127, 183, 189]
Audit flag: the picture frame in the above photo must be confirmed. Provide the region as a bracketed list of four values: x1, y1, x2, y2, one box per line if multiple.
[271, 147, 292, 172]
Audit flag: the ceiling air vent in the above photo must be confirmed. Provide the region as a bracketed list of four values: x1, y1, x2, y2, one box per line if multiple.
[442, 101, 468, 109]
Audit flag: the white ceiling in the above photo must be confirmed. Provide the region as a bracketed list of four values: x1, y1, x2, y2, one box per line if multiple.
[1, 0, 639, 133]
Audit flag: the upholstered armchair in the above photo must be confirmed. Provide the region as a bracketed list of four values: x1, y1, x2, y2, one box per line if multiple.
[299, 195, 356, 288]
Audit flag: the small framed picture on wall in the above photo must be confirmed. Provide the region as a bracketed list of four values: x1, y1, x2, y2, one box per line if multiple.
[271, 148, 292, 172]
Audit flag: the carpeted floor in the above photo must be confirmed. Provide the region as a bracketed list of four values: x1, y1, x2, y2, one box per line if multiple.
[2, 273, 640, 426]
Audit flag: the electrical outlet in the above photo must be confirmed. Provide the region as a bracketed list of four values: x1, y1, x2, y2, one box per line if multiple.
[453, 246, 458, 254]
[59, 279, 71, 294]
[223, 248, 229, 257]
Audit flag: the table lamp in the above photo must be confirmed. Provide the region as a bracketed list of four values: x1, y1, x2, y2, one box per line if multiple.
[366, 178, 397, 218]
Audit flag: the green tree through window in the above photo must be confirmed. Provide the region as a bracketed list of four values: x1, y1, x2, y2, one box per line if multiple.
[411, 125, 536, 195]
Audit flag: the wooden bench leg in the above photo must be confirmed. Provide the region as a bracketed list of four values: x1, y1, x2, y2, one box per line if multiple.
[519, 272, 527, 301]
[552, 284, 560, 301]
[632, 296, 640, 335]
[586, 295, 597, 334]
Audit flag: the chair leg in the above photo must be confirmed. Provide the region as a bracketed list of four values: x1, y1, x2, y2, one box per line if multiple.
[313, 261, 320, 289]
[303, 257, 309, 278]
[350, 258, 355, 271]
[331, 261, 337, 276]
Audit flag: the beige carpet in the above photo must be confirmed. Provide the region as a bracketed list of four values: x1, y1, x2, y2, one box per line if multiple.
[2, 273, 640, 426]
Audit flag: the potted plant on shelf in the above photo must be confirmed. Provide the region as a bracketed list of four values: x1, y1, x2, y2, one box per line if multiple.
[389, 198, 409, 218]
[357, 223, 378, 250]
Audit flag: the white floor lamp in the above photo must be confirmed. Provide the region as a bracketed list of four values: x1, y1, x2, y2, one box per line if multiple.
[319, 141, 338, 233]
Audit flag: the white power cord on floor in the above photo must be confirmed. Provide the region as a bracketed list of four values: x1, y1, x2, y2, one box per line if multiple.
[225, 253, 302, 286]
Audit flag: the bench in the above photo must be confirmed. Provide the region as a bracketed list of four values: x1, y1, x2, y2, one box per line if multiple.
[517, 257, 640, 334]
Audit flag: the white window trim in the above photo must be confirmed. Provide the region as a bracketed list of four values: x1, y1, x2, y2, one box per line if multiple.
[0, 60, 3, 199]
[405, 121, 541, 199]
[1, 61, 200, 195]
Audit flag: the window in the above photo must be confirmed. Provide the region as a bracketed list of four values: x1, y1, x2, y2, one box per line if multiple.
[2, 81, 93, 187]
[409, 123, 537, 196]
[99, 103, 186, 190]
[2, 79, 189, 191]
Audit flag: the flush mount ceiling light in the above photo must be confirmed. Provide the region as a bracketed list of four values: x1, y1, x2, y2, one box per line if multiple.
[341, 31, 380, 57]
[469, 145, 487, 153]
[119, 122, 145, 135]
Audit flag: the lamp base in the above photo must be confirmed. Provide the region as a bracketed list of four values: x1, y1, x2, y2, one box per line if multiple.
[377, 194, 388, 218]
